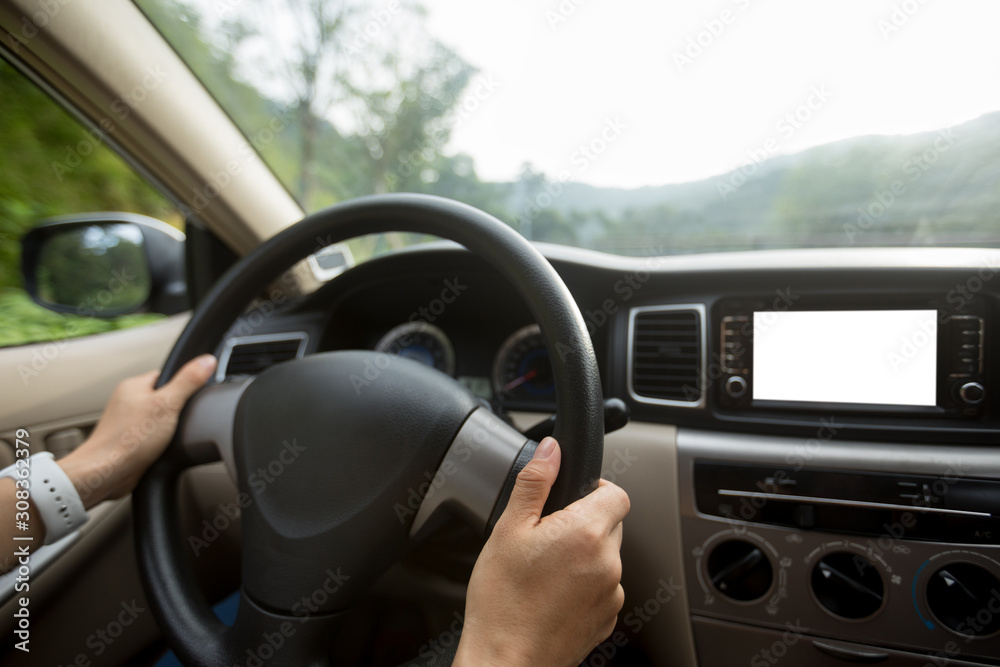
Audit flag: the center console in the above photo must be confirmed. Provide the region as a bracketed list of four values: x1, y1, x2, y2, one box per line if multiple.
[679, 430, 1000, 666]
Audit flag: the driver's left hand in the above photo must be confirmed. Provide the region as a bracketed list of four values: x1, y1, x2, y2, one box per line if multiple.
[58, 354, 217, 509]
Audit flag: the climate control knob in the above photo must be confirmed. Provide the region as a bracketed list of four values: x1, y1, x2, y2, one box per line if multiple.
[811, 552, 885, 619]
[707, 539, 774, 602]
[927, 563, 1000, 637]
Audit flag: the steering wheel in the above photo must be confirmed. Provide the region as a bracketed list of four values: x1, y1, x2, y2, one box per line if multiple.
[133, 194, 604, 666]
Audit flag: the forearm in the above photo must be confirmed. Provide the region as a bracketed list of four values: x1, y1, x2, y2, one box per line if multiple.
[0, 357, 215, 577]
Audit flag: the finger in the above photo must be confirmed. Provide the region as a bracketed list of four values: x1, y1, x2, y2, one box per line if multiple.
[121, 370, 160, 393]
[157, 355, 217, 409]
[135, 369, 160, 386]
[564, 479, 630, 531]
[613, 583, 626, 614]
[610, 520, 624, 550]
[496, 437, 561, 529]
[597, 585, 626, 644]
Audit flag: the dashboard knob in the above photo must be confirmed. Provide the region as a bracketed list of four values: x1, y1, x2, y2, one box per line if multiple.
[726, 376, 748, 398]
[707, 539, 774, 602]
[926, 563, 1000, 637]
[811, 552, 884, 619]
[959, 382, 986, 406]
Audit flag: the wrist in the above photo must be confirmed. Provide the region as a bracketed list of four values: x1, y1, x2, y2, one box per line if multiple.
[57, 447, 105, 509]
[21, 452, 90, 545]
[454, 625, 532, 667]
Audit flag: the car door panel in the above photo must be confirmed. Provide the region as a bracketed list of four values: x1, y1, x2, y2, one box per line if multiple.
[0, 314, 188, 438]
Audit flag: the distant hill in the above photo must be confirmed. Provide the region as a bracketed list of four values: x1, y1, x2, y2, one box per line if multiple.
[519, 111, 1000, 254]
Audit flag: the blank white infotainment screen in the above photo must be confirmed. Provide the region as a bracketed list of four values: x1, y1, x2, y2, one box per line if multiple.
[752, 310, 938, 406]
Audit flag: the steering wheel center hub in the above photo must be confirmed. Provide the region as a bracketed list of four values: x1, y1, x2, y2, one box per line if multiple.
[234, 350, 478, 613]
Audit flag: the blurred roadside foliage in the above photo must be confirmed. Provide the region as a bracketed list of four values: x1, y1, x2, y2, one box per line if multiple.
[0, 58, 179, 348]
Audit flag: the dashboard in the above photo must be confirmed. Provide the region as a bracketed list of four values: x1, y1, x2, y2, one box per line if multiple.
[214, 243, 1000, 667]
[318, 261, 563, 413]
[235, 243, 999, 442]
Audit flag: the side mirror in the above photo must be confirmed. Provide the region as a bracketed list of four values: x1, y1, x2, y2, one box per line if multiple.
[21, 212, 188, 317]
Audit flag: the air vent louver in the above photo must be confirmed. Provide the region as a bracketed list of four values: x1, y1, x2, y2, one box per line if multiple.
[219, 333, 308, 381]
[629, 306, 705, 406]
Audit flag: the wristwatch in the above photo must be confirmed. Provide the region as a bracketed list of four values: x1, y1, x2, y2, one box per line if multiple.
[1, 452, 89, 544]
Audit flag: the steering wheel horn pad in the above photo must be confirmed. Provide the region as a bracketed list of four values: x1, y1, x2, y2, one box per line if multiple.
[235, 350, 479, 614]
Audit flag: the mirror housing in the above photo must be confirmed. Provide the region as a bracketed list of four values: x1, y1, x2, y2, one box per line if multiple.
[21, 212, 188, 317]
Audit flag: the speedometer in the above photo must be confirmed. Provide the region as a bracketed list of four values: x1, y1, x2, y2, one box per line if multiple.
[375, 322, 456, 376]
[492, 324, 554, 402]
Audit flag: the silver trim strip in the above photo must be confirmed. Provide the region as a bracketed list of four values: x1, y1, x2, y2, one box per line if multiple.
[675, 429, 1000, 521]
[0, 533, 79, 607]
[375, 321, 456, 377]
[627, 304, 707, 408]
[307, 243, 355, 282]
[179, 378, 255, 481]
[216, 331, 309, 382]
[410, 408, 529, 537]
[716, 489, 992, 518]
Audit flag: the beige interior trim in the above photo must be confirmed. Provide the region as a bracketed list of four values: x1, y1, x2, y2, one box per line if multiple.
[0, 498, 131, 627]
[506, 415, 697, 665]
[0, 0, 304, 254]
[604, 422, 697, 667]
[0, 314, 189, 434]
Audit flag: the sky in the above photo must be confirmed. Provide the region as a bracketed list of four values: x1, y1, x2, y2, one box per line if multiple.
[415, 0, 1000, 188]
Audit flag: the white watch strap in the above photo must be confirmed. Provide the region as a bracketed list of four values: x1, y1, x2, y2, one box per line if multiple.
[27, 452, 88, 545]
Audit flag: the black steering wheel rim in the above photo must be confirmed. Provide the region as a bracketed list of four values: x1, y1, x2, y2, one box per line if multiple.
[133, 193, 604, 665]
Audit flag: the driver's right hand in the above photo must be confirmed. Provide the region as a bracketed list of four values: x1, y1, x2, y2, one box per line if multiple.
[455, 437, 631, 666]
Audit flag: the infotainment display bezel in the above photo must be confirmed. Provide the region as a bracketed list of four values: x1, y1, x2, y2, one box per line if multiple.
[715, 293, 987, 419]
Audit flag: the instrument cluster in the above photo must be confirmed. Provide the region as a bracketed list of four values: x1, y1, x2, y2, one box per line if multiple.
[372, 321, 554, 409]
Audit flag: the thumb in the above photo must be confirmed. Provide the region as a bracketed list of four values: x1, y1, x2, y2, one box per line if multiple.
[157, 354, 217, 409]
[499, 437, 561, 527]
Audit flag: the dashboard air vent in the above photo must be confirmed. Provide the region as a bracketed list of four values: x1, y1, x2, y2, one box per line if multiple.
[628, 305, 706, 407]
[217, 332, 309, 381]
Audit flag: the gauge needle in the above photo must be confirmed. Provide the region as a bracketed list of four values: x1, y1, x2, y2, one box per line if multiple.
[503, 369, 538, 392]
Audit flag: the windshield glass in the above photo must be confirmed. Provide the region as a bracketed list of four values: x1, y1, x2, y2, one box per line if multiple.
[137, 0, 1000, 256]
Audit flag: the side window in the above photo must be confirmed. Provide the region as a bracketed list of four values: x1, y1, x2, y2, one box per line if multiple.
[0, 57, 183, 348]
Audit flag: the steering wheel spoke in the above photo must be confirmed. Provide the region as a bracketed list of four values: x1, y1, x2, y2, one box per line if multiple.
[174, 378, 253, 471]
[410, 408, 533, 538]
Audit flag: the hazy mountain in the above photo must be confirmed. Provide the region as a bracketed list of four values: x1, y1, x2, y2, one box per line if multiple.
[529, 111, 1000, 253]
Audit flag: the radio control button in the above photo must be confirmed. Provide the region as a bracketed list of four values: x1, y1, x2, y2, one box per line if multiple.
[726, 376, 748, 398]
[896, 481, 921, 501]
[794, 505, 815, 529]
[959, 382, 985, 405]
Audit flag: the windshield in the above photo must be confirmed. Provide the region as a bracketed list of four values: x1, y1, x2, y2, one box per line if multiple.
[137, 0, 1000, 256]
